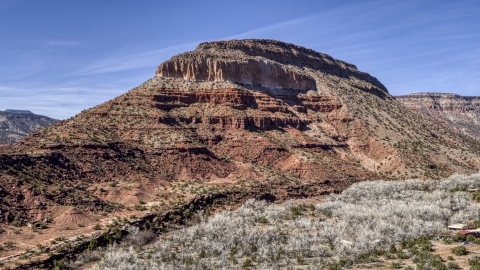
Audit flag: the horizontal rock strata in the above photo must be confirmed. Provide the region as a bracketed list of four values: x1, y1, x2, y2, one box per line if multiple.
[396, 93, 480, 141]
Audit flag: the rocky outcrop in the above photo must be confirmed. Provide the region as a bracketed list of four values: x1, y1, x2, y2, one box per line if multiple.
[151, 88, 340, 114]
[156, 39, 387, 95]
[158, 57, 317, 91]
[396, 93, 480, 141]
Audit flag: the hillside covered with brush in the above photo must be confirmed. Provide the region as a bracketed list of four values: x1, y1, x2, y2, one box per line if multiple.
[1, 39, 480, 233]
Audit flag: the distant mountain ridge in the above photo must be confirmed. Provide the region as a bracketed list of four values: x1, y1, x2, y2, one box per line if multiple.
[0, 110, 59, 144]
[4, 109, 34, 114]
[396, 93, 480, 141]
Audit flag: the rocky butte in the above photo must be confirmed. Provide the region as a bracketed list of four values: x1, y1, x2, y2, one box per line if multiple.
[0, 40, 480, 264]
[396, 93, 480, 141]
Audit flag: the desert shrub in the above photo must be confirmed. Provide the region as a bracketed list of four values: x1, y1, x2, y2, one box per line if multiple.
[337, 257, 353, 268]
[87, 239, 98, 251]
[134, 204, 146, 211]
[37, 244, 47, 253]
[56, 245, 68, 253]
[256, 216, 268, 224]
[52, 260, 66, 270]
[473, 192, 480, 202]
[401, 239, 416, 249]
[414, 252, 446, 270]
[421, 243, 433, 252]
[443, 237, 453, 244]
[469, 256, 480, 266]
[451, 246, 467, 256]
[384, 252, 395, 259]
[389, 244, 397, 253]
[242, 257, 253, 268]
[473, 220, 480, 228]
[452, 233, 466, 242]
[290, 205, 304, 219]
[467, 235, 476, 242]
[55, 236, 65, 242]
[354, 251, 380, 263]
[397, 249, 409, 259]
[447, 261, 460, 269]
[390, 261, 402, 268]
[110, 226, 122, 240]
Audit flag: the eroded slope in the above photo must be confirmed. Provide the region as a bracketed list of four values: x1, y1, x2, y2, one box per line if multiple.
[1, 39, 479, 232]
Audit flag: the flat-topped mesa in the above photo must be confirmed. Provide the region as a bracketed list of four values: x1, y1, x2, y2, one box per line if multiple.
[156, 39, 387, 93]
[396, 92, 480, 113]
[396, 92, 480, 141]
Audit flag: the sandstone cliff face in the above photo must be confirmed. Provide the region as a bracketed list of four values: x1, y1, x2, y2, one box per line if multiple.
[396, 93, 480, 141]
[156, 39, 386, 95]
[1, 39, 480, 228]
[158, 57, 317, 91]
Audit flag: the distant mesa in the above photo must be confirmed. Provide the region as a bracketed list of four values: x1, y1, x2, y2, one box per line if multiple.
[4, 109, 34, 114]
[396, 92, 480, 141]
[0, 109, 59, 144]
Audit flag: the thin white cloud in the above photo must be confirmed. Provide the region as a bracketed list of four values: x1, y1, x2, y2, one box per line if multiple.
[45, 39, 79, 46]
[447, 13, 480, 19]
[0, 71, 155, 119]
[63, 2, 398, 79]
[223, 14, 319, 40]
[66, 42, 197, 77]
[0, 65, 43, 81]
[0, 85, 121, 119]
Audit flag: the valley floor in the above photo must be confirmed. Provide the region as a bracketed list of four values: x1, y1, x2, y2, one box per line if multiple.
[86, 174, 480, 270]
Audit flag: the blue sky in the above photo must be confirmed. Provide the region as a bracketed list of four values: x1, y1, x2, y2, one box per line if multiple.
[0, 0, 479, 119]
